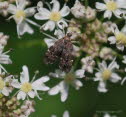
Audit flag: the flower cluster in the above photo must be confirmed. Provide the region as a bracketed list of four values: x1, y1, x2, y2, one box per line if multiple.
[0, 0, 126, 116]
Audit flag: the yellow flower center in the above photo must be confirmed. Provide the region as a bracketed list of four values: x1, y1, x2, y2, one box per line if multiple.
[0, 78, 4, 90]
[102, 69, 112, 80]
[21, 82, 32, 93]
[64, 73, 75, 84]
[116, 32, 126, 45]
[15, 10, 26, 19]
[50, 12, 62, 22]
[106, 1, 117, 11]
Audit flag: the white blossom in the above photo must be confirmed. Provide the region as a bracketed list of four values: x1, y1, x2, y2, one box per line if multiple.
[11, 65, 50, 100]
[34, 0, 70, 31]
[8, 0, 40, 37]
[94, 58, 121, 93]
[48, 69, 84, 102]
[96, 0, 126, 19]
[108, 23, 126, 51]
[52, 110, 70, 117]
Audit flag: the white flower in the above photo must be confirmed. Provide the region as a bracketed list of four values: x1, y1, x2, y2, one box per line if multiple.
[71, 0, 85, 19]
[81, 56, 95, 73]
[48, 69, 84, 102]
[96, 0, 126, 19]
[0, 1, 9, 16]
[0, 32, 9, 46]
[104, 113, 111, 117]
[0, 68, 13, 96]
[94, 58, 121, 93]
[52, 110, 70, 117]
[0, 45, 12, 65]
[34, 0, 70, 31]
[122, 55, 126, 64]
[8, 0, 40, 37]
[99, 47, 114, 60]
[108, 23, 126, 51]
[11, 65, 50, 100]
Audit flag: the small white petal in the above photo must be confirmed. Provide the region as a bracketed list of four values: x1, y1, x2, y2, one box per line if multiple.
[17, 91, 26, 100]
[122, 25, 126, 34]
[73, 80, 83, 90]
[8, 4, 17, 14]
[104, 10, 112, 19]
[113, 9, 123, 18]
[17, 21, 34, 36]
[98, 81, 108, 93]
[108, 58, 119, 70]
[96, 2, 106, 11]
[60, 5, 70, 17]
[60, 81, 69, 102]
[51, 0, 60, 12]
[44, 38, 56, 48]
[75, 69, 85, 78]
[110, 73, 121, 83]
[108, 36, 116, 44]
[63, 111, 70, 117]
[2, 87, 9, 96]
[11, 79, 21, 89]
[48, 84, 60, 95]
[57, 19, 68, 29]
[42, 21, 55, 31]
[18, 0, 27, 10]
[37, 1, 43, 12]
[25, 7, 36, 17]
[116, 44, 124, 51]
[28, 91, 35, 98]
[20, 65, 30, 83]
[34, 8, 50, 20]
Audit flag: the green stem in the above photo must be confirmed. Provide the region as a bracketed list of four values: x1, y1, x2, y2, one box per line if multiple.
[85, 0, 88, 8]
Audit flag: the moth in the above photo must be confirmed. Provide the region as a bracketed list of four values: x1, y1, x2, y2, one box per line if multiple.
[45, 33, 74, 73]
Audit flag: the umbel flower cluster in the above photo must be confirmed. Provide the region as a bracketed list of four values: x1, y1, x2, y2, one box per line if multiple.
[0, 0, 126, 116]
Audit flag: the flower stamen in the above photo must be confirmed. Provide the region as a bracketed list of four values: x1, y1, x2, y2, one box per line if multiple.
[106, 1, 117, 11]
[21, 82, 32, 93]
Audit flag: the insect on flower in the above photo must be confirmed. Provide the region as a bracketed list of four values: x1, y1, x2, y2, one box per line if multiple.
[45, 32, 74, 73]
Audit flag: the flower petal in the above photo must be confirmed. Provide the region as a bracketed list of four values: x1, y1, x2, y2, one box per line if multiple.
[73, 80, 83, 90]
[42, 21, 55, 31]
[28, 91, 35, 98]
[60, 81, 69, 102]
[63, 111, 70, 117]
[11, 79, 21, 88]
[51, 0, 60, 12]
[8, 4, 17, 14]
[104, 10, 112, 19]
[98, 81, 107, 93]
[20, 65, 30, 83]
[60, 5, 70, 17]
[110, 73, 121, 83]
[34, 8, 50, 20]
[17, 21, 34, 36]
[96, 2, 106, 11]
[2, 87, 9, 96]
[44, 38, 57, 48]
[57, 19, 68, 29]
[17, 0, 27, 10]
[17, 91, 26, 100]
[108, 36, 116, 44]
[75, 69, 85, 78]
[25, 7, 36, 17]
[48, 84, 60, 95]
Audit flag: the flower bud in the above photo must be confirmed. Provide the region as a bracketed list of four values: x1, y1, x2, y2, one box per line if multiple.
[71, 0, 85, 19]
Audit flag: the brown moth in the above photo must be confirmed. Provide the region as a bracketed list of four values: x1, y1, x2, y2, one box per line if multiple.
[45, 33, 74, 73]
